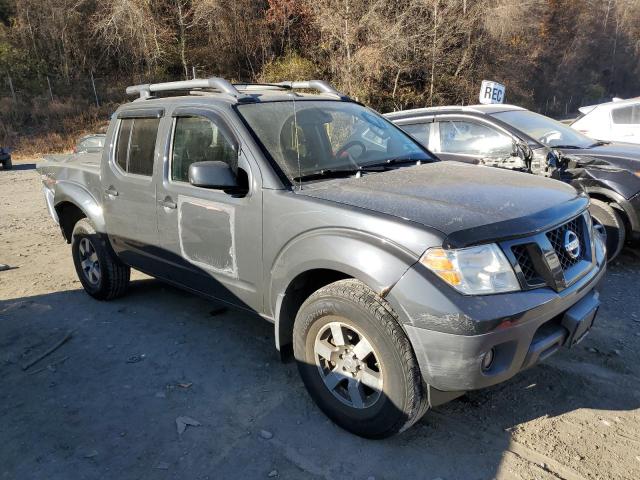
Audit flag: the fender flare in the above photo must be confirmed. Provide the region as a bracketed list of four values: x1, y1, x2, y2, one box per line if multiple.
[54, 180, 106, 233]
[583, 185, 639, 233]
[269, 227, 419, 350]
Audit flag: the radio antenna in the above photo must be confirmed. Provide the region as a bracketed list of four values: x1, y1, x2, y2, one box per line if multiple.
[291, 92, 302, 191]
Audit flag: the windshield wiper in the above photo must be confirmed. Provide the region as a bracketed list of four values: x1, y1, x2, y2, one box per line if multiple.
[589, 140, 610, 147]
[291, 157, 426, 182]
[361, 157, 428, 168]
[292, 167, 373, 182]
[548, 144, 582, 149]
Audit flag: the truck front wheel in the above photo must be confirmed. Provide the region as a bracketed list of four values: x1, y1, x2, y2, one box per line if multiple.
[293, 279, 428, 438]
[71, 218, 130, 300]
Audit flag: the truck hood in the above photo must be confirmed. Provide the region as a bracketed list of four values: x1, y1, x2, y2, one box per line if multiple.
[297, 162, 588, 248]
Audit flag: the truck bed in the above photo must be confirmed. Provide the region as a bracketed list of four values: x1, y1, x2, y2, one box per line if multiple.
[38, 153, 101, 175]
[37, 153, 104, 226]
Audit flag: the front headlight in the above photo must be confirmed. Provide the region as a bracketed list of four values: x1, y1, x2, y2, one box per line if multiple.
[420, 244, 520, 295]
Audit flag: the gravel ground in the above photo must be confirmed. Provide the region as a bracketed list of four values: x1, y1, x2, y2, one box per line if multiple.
[1, 159, 640, 480]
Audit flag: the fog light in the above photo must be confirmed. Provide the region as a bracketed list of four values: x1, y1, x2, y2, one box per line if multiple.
[481, 348, 495, 371]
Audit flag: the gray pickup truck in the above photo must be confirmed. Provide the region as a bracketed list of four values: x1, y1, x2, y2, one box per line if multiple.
[38, 78, 606, 438]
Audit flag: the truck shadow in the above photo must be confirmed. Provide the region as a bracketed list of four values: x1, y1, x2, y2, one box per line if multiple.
[0, 253, 639, 478]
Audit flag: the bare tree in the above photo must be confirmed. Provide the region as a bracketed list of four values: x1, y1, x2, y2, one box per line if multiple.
[92, 0, 167, 74]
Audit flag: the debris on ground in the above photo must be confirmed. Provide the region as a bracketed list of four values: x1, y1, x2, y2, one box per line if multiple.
[176, 416, 201, 435]
[27, 355, 69, 375]
[154, 462, 170, 470]
[259, 430, 273, 440]
[0, 263, 11, 271]
[268, 470, 278, 477]
[22, 331, 74, 371]
[76, 448, 99, 459]
[126, 354, 146, 363]
[177, 382, 192, 389]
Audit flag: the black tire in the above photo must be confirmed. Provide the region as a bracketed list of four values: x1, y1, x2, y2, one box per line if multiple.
[589, 198, 626, 262]
[71, 218, 130, 300]
[2, 158, 11, 170]
[293, 279, 428, 438]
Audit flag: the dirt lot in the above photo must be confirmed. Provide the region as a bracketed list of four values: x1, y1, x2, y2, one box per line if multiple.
[1, 159, 640, 480]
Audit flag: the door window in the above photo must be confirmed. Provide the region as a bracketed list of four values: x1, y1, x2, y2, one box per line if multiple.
[612, 105, 640, 124]
[437, 120, 512, 157]
[171, 116, 237, 182]
[115, 118, 159, 176]
[401, 123, 432, 148]
[115, 120, 132, 171]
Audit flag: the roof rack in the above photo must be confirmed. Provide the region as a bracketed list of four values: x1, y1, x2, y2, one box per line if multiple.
[273, 80, 349, 100]
[125, 77, 251, 101]
[125, 77, 350, 102]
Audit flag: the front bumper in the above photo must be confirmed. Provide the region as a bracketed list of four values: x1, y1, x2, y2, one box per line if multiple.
[386, 237, 606, 402]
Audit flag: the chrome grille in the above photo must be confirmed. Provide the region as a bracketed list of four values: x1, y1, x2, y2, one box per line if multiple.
[546, 216, 586, 271]
[511, 244, 539, 283]
[505, 213, 593, 291]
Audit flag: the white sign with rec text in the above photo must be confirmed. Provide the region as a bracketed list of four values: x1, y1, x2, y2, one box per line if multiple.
[479, 80, 505, 105]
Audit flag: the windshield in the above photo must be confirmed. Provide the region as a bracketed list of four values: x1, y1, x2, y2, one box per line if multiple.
[491, 110, 596, 148]
[237, 100, 434, 182]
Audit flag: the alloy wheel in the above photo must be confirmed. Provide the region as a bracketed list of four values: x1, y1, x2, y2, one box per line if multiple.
[313, 319, 383, 409]
[78, 237, 101, 285]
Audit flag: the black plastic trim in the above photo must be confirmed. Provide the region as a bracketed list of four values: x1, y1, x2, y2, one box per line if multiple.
[117, 108, 165, 119]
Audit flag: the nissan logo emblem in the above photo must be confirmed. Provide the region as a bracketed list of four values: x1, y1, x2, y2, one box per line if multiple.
[564, 230, 581, 259]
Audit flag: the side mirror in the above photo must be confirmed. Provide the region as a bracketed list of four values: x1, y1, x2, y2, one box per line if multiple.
[511, 140, 520, 157]
[512, 140, 533, 160]
[188, 161, 238, 190]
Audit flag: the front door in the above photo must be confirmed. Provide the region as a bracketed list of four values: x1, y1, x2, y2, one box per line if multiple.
[101, 110, 163, 272]
[155, 107, 262, 311]
[433, 118, 517, 167]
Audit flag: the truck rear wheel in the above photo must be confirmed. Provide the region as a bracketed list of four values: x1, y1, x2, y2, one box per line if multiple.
[71, 218, 130, 300]
[589, 199, 626, 262]
[293, 279, 428, 438]
[2, 158, 11, 170]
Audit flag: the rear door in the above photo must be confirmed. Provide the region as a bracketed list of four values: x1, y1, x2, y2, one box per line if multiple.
[101, 108, 164, 272]
[611, 104, 640, 143]
[155, 106, 263, 311]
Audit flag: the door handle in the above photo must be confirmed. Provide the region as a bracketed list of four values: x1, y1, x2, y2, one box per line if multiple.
[158, 197, 177, 209]
[105, 186, 119, 197]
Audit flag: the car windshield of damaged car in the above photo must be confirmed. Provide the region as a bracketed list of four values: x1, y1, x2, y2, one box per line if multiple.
[238, 101, 435, 182]
[491, 109, 599, 149]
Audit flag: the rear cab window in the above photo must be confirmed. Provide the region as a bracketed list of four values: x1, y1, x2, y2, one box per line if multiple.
[115, 118, 160, 176]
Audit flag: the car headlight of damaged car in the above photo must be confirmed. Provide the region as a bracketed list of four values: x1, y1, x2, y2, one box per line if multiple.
[420, 244, 520, 295]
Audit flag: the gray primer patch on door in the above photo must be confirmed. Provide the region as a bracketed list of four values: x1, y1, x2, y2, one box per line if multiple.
[177, 195, 237, 277]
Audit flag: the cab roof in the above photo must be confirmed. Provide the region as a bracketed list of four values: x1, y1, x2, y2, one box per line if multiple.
[384, 104, 525, 120]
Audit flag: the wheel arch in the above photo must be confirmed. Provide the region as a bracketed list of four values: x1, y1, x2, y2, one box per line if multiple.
[584, 186, 638, 235]
[55, 201, 87, 243]
[269, 229, 418, 358]
[274, 268, 353, 359]
[53, 182, 105, 243]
